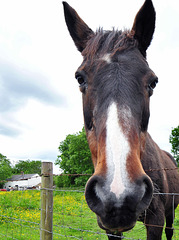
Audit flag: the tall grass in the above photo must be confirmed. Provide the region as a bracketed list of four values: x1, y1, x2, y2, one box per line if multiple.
[0, 190, 178, 239]
[0, 190, 40, 239]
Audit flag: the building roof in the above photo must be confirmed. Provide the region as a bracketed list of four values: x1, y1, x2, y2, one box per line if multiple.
[6, 173, 39, 181]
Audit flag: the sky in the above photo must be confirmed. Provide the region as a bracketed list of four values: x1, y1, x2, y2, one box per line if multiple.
[0, 0, 178, 174]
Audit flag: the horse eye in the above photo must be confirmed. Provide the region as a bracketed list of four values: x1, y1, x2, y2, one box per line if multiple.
[149, 78, 158, 90]
[75, 72, 87, 93]
[76, 74, 85, 85]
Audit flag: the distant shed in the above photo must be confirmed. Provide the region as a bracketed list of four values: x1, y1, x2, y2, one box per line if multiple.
[4, 173, 41, 190]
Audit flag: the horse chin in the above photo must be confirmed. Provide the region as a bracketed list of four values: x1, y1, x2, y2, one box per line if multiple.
[97, 215, 136, 233]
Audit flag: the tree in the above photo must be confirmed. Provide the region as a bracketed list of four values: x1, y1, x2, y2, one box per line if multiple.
[0, 154, 12, 188]
[55, 127, 93, 187]
[169, 126, 179, 166]
[13, 160, 41, 175]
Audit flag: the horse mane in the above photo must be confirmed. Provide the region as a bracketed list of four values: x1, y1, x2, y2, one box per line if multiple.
[82, 28, 138, 61]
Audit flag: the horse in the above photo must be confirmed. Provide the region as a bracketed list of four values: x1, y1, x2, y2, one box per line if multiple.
[63, 0, 179, 239]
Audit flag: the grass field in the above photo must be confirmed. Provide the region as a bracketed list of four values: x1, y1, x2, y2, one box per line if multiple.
[0, 190, 178, 239]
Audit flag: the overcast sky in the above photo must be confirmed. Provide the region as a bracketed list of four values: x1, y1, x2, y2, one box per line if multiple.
[0, 0, 178, 173]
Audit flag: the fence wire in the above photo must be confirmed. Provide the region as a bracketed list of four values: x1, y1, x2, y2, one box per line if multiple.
[0, 189, 41, 239]
[0, 174, 179, 239]
[50, 189, 179, 240]
[1, 189, 178, 240]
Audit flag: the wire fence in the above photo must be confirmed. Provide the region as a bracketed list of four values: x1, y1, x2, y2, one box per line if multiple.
[0, 162, 178, 240]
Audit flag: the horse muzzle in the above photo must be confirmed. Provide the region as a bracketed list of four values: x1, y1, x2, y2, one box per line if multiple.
[85, 174, 153, 231]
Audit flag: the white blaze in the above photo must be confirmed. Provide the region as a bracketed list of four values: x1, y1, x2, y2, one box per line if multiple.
[101, 53, 111, 63]
[106, 102, 131, 198]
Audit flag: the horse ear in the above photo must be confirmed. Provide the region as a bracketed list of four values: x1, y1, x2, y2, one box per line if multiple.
[131, 0, 156, 57]
[63, 2, 93, 52]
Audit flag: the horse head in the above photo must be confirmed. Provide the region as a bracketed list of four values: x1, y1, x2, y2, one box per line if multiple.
[63, 0, 158, 233]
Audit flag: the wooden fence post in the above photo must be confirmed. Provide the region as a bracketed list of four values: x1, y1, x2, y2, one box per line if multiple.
[40, 162, 53, 240]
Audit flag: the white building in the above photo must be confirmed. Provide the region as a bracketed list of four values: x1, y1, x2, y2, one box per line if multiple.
[4, 173, 41, 190]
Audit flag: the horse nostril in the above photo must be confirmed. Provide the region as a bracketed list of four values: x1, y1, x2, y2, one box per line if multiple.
[85, 175, 104, 216]
[137, 175, 153, 211]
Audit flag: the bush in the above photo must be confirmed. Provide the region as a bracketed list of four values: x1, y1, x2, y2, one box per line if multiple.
[74, 176, 90, 187]
[55, 175, 73, 188]
[55, 127, 94, 187]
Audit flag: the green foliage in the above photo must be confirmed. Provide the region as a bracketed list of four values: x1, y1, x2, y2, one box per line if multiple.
[55, 127, 93, 187]
[54, 175, 72, 188]
[13, 160, 41, 175]
[0, 154, 12, 188]
[169, 126, 179, 166]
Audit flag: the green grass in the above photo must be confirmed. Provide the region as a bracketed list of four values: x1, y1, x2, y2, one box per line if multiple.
[0, 190, 178, 239]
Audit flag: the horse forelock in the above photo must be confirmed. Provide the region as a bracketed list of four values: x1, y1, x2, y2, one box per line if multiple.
[82, 29, 138, 63]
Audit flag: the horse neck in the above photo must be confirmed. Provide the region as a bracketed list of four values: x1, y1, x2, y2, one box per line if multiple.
[141, 132, 162, 171]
